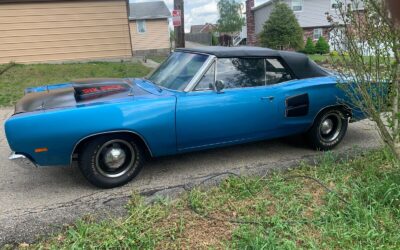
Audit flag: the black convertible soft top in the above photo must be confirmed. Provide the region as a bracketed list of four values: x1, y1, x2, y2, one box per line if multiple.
[175, 46, 330, 80]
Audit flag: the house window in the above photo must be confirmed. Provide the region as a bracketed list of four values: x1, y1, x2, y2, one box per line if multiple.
[331, 0, 342, 9]
[137, 20, 146, 33]
[313, 28, 323, 40]
[292, 0, 303, 12]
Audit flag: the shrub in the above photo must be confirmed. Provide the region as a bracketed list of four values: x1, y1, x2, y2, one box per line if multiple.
[315, 36, 330, 54]
[330, 50, 339, 57]
[260, 2, 304, 50]
[303, 37, 316, 54]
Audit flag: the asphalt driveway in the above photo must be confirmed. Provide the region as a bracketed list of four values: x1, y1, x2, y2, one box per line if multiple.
[0, 107, 382, 245]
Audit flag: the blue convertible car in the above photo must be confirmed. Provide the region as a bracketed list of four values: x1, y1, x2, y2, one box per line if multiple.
[5, 47, 364, 188]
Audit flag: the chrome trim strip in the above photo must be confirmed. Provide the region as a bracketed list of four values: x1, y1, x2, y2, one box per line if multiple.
[70, 130, 154, 165]
[184, 55, 216, 92]
[9, 152, 38, 168]
[9, 152, 26, 160]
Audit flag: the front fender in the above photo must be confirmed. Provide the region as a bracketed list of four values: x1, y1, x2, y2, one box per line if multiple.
[5, 97, 177, 166]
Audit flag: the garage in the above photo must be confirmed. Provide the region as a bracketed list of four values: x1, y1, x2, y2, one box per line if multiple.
[0, 0, 132, 64]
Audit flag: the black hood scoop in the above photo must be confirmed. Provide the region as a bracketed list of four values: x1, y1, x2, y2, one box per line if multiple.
[15, 79, 133, 114]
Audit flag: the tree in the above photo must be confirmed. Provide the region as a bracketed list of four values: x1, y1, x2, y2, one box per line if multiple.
[217, 0, 245, 34]
[303, 37, 316, 54]
[328, 0, 400, 160]
[315, 36, 330, 54]
[260, 2, 304, 50]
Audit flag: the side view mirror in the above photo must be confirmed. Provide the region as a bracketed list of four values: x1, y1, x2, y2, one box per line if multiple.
[215, 80, 225, 93]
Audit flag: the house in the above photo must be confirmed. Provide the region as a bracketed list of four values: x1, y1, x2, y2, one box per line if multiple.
[245, 0, 363, 46]
[129, 1, 171, 56]
[190, 23, 217, 34]
[0, 0, 132, 64]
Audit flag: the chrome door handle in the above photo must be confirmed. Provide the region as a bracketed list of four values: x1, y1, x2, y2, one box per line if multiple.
[261, 96, 274, 101]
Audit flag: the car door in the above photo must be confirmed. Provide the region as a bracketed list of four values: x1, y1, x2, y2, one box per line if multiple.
[176, 57, 283, 151]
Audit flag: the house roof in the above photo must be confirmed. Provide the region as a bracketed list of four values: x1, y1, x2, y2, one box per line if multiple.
[252, 0, 276, 11]
[129, 1, 171, 20]
[190, 23, 216, 33]
[190, 25, 205, 33]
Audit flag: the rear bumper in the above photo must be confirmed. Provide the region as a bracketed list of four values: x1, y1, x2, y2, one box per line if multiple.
[9, 152, 38, 168]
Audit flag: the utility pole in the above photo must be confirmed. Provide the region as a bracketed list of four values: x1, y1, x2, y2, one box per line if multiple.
[174, 0, 185, 48]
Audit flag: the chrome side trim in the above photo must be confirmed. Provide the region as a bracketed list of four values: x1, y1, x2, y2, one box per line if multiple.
[9, 152, 26, 160]
[184, 55, 216, 92]
[9, 152, 38, 168]
[70, 130, 153, 165]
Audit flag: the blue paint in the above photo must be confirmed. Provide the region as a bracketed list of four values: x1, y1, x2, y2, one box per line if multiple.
[5, 75, 365, 167]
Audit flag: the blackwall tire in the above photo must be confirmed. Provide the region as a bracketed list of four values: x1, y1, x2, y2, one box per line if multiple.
[307, 109, 349, 151]
[78, 135, 144, 189]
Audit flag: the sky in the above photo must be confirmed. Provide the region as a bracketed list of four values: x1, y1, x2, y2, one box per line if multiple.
[129, 0, 269, 32]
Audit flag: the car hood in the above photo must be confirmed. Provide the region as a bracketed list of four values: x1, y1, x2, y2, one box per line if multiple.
[14, 78, 165, 114]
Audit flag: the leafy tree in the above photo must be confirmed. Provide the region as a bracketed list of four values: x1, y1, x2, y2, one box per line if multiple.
[328, 0, 400, 159]
[217, 0, 245, 34]
[315, 36, 330, 54]
[211, 32, 219, 46]
[260, 2, 304, 50]
[303, 37, 316, 54]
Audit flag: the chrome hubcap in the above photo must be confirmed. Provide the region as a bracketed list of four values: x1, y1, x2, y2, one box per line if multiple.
[321, 119, 334, 135]
[95, 139, 135, 178]
[319, 112, 343, 142]
[104, 147, 126, 169]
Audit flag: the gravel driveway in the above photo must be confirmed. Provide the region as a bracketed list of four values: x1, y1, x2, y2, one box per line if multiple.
[0, 107, 382, 245]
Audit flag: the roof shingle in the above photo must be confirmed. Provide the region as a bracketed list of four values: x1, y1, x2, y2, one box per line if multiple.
[129, 1, 171, 20]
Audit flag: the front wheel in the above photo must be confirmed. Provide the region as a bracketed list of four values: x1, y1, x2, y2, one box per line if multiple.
[307, 109, 349, 151]
[78, 135, 144, 188]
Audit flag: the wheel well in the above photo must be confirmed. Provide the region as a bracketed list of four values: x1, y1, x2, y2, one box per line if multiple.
[316, 105, 352, 120]
[72, 132, 152, 162]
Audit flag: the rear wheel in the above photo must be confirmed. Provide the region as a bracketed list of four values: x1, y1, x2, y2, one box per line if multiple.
[78, 135, 144, 188]
[307, 109, 349, 151]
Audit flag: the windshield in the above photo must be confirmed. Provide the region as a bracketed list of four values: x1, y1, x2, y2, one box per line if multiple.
[148, 52, 209, 91]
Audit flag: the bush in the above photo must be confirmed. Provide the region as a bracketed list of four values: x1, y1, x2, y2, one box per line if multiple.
[315, 36, 330, 54]
[303, 37, 316, 54]
[330, 50, 339, 57]
[260, 2, 304, 50]
[211, 32, 219, 46]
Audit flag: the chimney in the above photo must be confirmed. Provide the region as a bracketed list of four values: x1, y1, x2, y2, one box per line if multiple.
[246, 0, 256, 46]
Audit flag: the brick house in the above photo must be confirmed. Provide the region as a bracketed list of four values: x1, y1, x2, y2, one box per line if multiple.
[245, 0, 362, 47]
[190, 23, 218, 34]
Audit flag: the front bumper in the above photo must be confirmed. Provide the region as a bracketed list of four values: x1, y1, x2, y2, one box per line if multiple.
[9, 152, 38, 168]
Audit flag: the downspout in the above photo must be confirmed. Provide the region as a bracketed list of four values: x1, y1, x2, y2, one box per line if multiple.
[125, 0, 134, 58]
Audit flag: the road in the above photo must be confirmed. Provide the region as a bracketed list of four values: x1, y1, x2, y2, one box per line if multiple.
[0, 107, 382, 245]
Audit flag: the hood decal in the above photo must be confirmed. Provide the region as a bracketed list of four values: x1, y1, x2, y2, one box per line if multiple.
[74, 83, 131, 101]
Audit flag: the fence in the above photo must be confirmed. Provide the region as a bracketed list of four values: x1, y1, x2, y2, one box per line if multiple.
[185, 33, 213, 45]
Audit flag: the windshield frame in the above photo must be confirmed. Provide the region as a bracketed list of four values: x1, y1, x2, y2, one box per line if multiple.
[147, 52, 214, 92]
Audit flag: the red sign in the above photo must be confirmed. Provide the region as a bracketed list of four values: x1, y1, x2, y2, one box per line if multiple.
[172, 9, 181, 27]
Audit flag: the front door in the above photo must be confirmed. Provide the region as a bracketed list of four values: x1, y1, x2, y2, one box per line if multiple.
[176, 57, 282, 151]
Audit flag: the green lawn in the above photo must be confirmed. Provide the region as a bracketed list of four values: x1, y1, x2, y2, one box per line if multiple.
[28, 148, 400, 249]
[308, 54, 331, 63]
[147, 55, 168, 64]
[0, 62, 151, 107]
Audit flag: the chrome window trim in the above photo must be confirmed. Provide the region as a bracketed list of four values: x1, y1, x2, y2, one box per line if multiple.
[184, 55, 217, 92]
[192, 60, 217, 92]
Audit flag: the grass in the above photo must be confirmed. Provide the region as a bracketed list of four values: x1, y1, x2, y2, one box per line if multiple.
[147, 56, 167, 64]
[308, 54, 331, 63]
[0, 61, 151, 107]
[25, 148, 400, 249]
